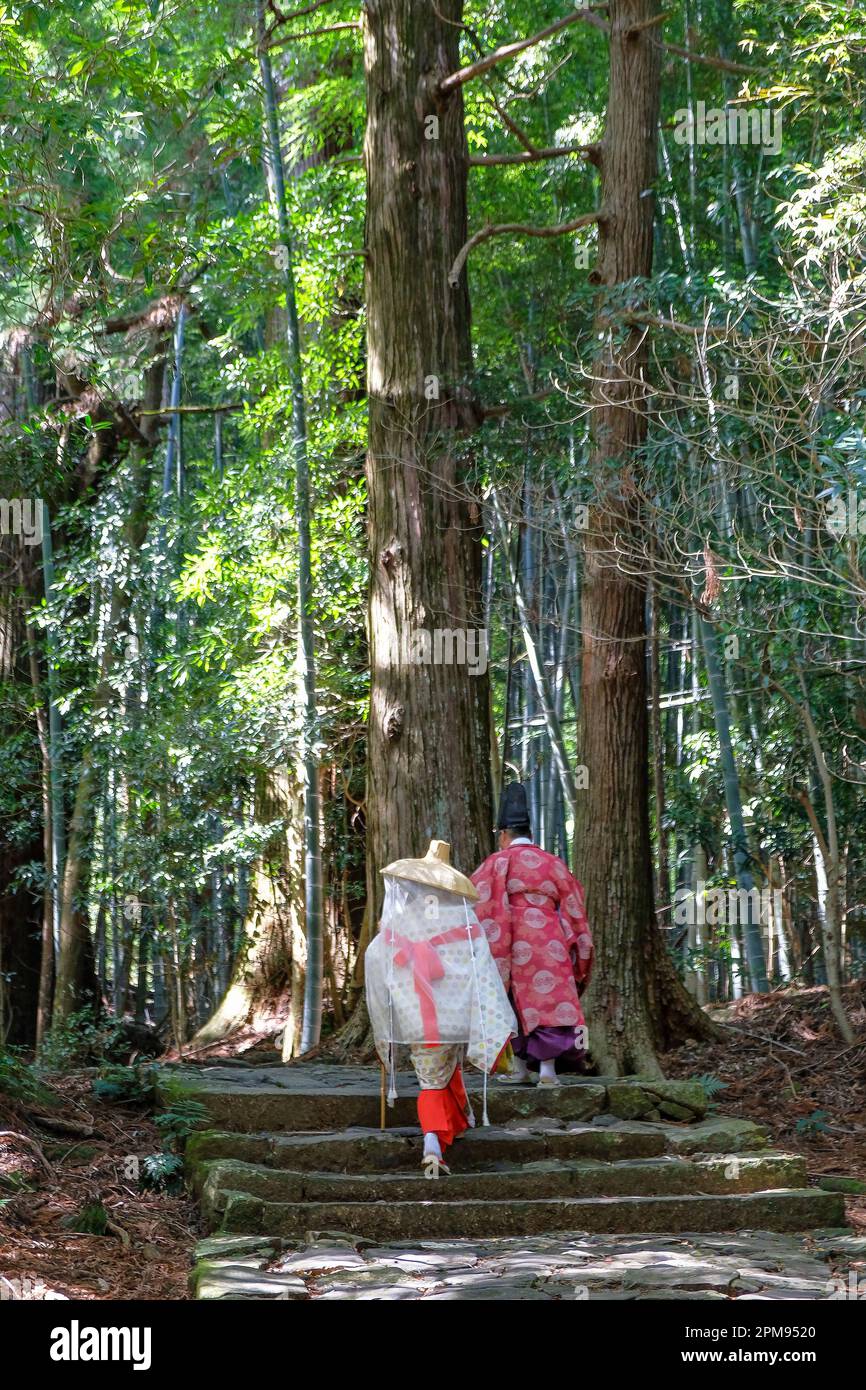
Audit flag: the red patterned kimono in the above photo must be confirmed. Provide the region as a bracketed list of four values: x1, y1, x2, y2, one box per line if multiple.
[471, 842, 593, 1047]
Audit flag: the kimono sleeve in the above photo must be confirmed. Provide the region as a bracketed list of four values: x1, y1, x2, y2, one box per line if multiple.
[471, 853, 513, 993]
[363, 933, 390, 1065]
[551, 859, 594, 990]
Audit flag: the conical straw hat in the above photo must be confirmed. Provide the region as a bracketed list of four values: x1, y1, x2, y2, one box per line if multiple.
[381, 839, 479, 902]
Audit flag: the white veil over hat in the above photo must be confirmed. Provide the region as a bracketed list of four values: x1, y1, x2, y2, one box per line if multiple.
[365, 866, 516, 1123]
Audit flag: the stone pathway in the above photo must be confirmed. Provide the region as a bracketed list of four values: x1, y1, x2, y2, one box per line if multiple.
[192, 1229, 866, 1301]
[159, 1061, 856, 1300]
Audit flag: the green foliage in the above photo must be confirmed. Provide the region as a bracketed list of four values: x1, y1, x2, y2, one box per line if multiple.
[62, 1202, 109, 1236]
[92, 1063, 161, 1106]
[134, 1098, 207, 1195]
[0, 1048, 57, 1108]
[39, 1012, 127, 1072]
[138, 1151, 185, 1193]
[694, 1074, 730, 1100]
[153, 1098, 209, 1147]
[796, 1109, 831, 1137]
[3, 0, 866, 1047]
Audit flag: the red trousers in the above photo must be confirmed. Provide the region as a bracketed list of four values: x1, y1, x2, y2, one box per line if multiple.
[416, 1065, 470, 1153]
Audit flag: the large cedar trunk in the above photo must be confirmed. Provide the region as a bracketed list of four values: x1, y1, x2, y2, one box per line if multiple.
[364, 0, 492, 903]
[577, 0, 718, 1074]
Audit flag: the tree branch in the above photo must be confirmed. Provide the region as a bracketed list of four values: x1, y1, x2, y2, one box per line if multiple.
[469, 142, 598, 166]
[660, 40, 755, 75]
[0, 1130, 54, 1175]
[797, 788, 830, 864]
[267, 0, 344, 25]
[438, 7, 609, 96]
[481, 388, 555, 419]
[449, 210, 601, 285]
[491, 96, 541, 153]
[606, 309, 732, 338]
[134, 403, 244, 418]
[627, 9, 672, 38]
[266, 21, 359, 49]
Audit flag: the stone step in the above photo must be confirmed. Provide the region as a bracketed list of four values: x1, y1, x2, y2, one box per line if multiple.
[185, 1114, 769, 1177]
[170, 1060, 850, 1297]
[195, 1152, 808, 1226]
[160, 1063, 709, 1133]
[186, 1121, 667, 1173]
[214, 1187, 845, 1240]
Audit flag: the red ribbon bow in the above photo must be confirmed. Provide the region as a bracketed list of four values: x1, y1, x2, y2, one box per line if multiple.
[386, 924, 479, 1045]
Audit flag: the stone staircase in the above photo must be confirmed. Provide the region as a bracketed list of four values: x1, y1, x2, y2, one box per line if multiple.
[161, 1062, 851, 1300]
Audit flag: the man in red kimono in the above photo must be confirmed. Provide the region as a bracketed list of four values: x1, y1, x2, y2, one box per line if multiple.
[471, 783, 594, 1086]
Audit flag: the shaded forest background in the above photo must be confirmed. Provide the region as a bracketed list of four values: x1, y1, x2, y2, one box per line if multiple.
[2, 0, 866, 1081]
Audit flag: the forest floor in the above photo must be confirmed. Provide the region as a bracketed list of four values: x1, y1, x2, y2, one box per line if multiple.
[662, 980, 866, 1232]
[1, 980, 864, 1301]
[0, 1069, 196, 1301]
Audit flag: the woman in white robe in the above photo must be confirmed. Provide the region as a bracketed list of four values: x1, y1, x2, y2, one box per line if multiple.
[366, 840, 516, 1173]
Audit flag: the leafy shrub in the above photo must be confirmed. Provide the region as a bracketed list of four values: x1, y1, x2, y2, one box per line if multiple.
[139, 1152, 185, 1193]
[92, 1063, 160, 1105]
[0, 1046, 57, 1107]
[62, 1202, 109, 1235]
[796, 1109, 830, 1136]
[134, 1098, 208, 1195]
[38, 1010, 129, 1071]
[153, 1099, 209, 1148]
[694, 1073, 729, 1099]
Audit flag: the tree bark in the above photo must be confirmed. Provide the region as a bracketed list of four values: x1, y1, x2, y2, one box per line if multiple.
[363, 0, 492, 907]
[576, 0, 719, 1074]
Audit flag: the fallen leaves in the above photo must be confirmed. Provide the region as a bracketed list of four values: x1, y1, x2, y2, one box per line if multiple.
[663, 980, 866, 1231]
[0, 1070, 196, 1300]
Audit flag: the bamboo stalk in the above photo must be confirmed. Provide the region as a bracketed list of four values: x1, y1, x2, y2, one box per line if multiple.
[491, 488, 577, 825]
[256, 0, 323, 1055]
[693, 575, 768, 993]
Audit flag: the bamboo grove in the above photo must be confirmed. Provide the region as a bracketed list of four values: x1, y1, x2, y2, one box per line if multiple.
[1, 0, 865, 1075]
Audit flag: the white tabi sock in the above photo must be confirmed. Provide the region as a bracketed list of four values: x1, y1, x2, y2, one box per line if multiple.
[539, 1058, 557, 1082]
[423, 1132, 443, 1160]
